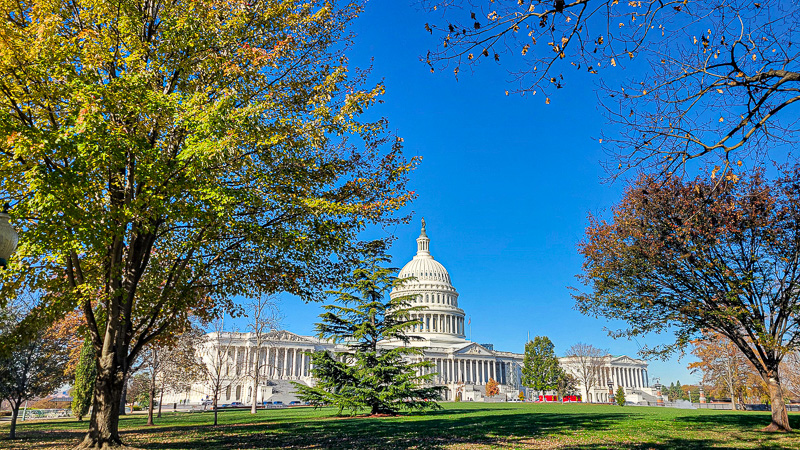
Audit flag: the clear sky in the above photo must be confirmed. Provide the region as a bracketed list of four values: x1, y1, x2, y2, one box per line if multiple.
[234, 1, 701, 386]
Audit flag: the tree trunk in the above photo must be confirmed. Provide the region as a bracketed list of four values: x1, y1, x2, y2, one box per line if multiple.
[213, 400, 218, 426]
[8, 401, 20, 439]
[251, 370, 259, 414]
[78, 366, 125, 449]
[118, 378, 127, 416]
[729, 384, 736, 411]
[147, 379, 155, 426]
[157, 388, 164, 418]
[763, 373, 791, 432]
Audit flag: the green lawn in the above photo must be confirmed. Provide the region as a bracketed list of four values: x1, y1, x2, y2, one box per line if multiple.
[2, 402, 800, 449]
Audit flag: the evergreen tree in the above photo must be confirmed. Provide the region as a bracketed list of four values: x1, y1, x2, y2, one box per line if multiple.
[616, 386, 626, 406]
[521, 336, 564, 400]
[72, 339, 96, 421]
[293, 252, 444, 415]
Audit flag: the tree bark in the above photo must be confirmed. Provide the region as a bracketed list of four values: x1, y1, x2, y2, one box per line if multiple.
[78, 365, 125, 449]
[118, 378, 127, 416]
[763, 373, 791, 432]
[251, 369, 259, 414]
[147, 370, 156, 426]
[157, 388, 164, 418]
[9, 401, 20, 439]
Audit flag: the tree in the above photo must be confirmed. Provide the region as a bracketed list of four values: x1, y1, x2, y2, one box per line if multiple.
[564, 342, 608, 403]
[485, 378, 499, 397]
[575, 168, 800, 431]
[0, 0, 416, 447]
[689, 332, 751, 410]
[521, 336, 564, 400]
[555, 372, 578, 402]
[244, 296, 280, 414]
[72, 338, 96, 421]
[422, 1, 800, 176]
[0, 302, 70, 439]
[198, 320, 243, 427]
[293, 253, 444, 415]
[615, 385, 626, 406]
[157, 327, 205, 416]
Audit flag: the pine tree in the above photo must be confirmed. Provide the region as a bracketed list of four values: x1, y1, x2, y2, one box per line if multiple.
[521, 336, 564, 400]
[72, 338, 96, 421]
[616, 385, 626, 406]
[293, 251, 444, 415]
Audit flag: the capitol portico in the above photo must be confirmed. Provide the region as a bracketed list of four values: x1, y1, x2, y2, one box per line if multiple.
[173, 221, 659, 405]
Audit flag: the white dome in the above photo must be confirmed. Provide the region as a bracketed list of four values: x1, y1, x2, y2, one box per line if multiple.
[398, 257, 451, 284]
[391, 218, 465, 341]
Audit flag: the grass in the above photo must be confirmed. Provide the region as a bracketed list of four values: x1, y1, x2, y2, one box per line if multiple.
[1, 402, 800, 449]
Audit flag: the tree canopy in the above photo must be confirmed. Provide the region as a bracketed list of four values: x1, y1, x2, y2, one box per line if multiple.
[521, 336, 564, 396]
[423, 1, 800, 175]
[0, 0, 416, 447]
[294, 253, 443, 415]
[575, 168, 800, 430]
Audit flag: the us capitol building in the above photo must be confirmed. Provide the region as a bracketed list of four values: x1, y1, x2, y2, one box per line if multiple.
[176, 221, 657, 404]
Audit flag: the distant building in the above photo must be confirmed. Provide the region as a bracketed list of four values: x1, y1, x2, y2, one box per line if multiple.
[171, 221, 657, 405]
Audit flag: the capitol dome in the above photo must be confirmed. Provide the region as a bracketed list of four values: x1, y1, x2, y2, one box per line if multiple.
[391, 219, 466, 341]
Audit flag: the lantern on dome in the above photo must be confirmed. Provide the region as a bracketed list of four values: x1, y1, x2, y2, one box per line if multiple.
[0, 205, 18, 268]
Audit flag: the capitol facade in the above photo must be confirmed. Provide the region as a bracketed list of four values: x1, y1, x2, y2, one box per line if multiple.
[174, 221, 658, 405]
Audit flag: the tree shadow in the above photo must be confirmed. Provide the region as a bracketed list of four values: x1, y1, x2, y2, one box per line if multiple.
[132, 411, 642, 449]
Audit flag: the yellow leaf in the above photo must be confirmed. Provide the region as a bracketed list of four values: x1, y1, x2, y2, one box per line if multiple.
[719, 117, 724, 122]
[611, 58, 617, 67]
[545, 97, 550, 104]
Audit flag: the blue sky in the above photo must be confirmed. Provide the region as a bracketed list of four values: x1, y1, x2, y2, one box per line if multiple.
[235, 2, 701, 385]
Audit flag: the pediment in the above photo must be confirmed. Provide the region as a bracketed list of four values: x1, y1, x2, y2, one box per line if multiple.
[262, 330, 315, 343]
[610, 355, 641, 365]
[455, 343, 494, 356]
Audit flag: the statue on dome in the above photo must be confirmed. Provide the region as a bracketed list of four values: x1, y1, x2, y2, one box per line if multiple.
[421, 217, 426, 230]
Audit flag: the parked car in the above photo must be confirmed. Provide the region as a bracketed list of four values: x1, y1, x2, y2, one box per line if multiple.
[201, 399, 213, 406]
[288, 401, 301, 406]
[230, 402, 244, 407]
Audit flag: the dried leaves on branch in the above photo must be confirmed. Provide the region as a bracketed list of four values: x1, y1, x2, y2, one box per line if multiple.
[423, 1, 800, 174]
[574, 168, 800, 430]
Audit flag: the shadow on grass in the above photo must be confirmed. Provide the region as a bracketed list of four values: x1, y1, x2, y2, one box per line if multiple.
[5, 407, 800, 449]
[130, 411, 641, 449]
[677, 411, 800, 429]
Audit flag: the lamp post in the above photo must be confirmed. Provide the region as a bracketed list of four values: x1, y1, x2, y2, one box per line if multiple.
[0, 204, 18, 268]
[654, 382, 664, 406]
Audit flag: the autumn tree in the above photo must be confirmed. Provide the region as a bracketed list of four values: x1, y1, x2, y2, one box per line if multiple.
[293, 252, 444, 416]
[521, 336, 564, 400]
[689, 331, 751, 410]
[485, 378, 499, 397]
[0, 0, 417, 447]
[423, 1, 800, 175]
[563, 342, 607, 403]
[575, 168, 800, 431]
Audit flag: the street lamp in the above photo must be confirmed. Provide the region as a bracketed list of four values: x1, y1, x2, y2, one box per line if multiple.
[0, 204, 18, 268]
